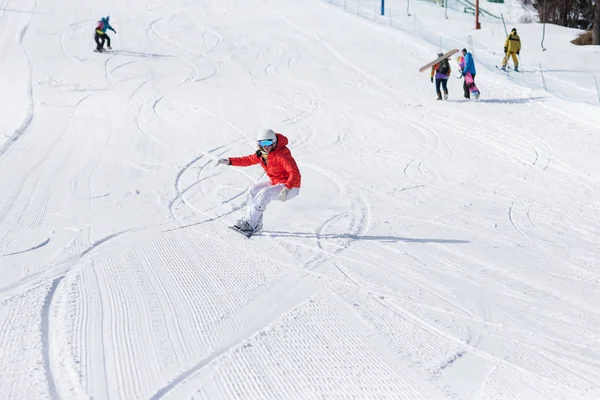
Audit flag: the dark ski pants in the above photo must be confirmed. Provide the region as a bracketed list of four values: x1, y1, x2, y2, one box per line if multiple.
[435, 78, 448, 96]
[94, 32, 110, 51]
[463, 73, 476, 98]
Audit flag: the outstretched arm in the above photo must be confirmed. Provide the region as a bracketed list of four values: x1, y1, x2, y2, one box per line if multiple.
[229, 153, 261, 167]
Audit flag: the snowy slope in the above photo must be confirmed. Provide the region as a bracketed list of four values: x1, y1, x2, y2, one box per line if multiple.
[334, 0, 600, 105]
[1, 0, 600, 398]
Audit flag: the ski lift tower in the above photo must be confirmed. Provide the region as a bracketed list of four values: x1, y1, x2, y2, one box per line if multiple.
[475, 0, 481, 29]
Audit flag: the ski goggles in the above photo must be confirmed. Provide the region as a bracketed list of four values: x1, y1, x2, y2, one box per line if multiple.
[258, 139, 275, 147]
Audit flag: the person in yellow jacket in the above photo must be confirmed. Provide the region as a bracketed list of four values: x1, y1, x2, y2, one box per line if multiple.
[501, 28, 521, 72]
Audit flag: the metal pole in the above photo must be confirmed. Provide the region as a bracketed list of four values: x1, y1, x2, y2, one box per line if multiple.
[469, 35, 474, 57]
[445, 0, 448, 19]
[541, 0, 547, 50]
[539, 63, 547, 91]
[475, 0, 481, 29]
[407, 0, 411, 16]
[381, 0, 385, 15]
[594, 75, 600, 105]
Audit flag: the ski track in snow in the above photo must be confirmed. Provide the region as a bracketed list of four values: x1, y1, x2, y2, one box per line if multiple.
[0, 237, 50, 257]
[1, 0, 600, 398]
[41, 277, 62, 400]
[0, 0, 35, 163]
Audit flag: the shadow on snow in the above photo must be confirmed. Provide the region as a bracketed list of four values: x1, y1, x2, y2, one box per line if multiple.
[259, 231, 470, 244]
[449, 96, 546, 104]
[542, 69, 597, 74]
[478, 96, 547, 104]
[115, 50, 173, 58]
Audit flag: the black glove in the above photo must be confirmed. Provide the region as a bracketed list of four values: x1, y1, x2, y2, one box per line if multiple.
[431, 77, 434, 83]
[517, 51, 519, 55]
[504, 46, 507, 54]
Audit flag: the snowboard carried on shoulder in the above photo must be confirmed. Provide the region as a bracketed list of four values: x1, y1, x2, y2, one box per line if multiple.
[419, 49, 459, 73]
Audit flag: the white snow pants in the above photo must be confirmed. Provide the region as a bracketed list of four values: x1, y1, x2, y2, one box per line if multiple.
[243, 181, 299, 228]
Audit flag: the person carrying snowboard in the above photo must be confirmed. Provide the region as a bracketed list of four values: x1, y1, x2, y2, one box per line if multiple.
[460, 48, 478, 99]
[501, 28, 521, 72]
[95, 16, 116, 52]
[430, 52, 451, 100]
[217, 129, 301, 235]
[457, 54, 480, 100]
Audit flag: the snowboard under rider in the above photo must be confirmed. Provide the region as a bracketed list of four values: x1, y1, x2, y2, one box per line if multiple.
[501, 28, 521, 72]
[95, 16, 116, 52]
[217, 129, 301, 235]
[430, 52, 451, 100]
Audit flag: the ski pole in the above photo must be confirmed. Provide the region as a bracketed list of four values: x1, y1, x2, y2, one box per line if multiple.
[594, 75, 600, 105]
[539, 63, 547, 91]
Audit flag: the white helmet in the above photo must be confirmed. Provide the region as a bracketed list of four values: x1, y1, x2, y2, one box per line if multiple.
[257, 129, 277, 151]
[257, 129, 276, 142]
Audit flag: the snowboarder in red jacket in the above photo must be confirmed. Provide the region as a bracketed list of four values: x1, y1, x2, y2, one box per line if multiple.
[218, 129, 301, 234]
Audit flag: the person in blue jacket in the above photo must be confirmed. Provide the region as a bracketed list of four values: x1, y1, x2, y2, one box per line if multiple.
[461, 48, 476, 99]
[95, 16, 117, 52]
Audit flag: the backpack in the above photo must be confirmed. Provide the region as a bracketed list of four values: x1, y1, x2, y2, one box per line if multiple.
[438, 59, 450, 74]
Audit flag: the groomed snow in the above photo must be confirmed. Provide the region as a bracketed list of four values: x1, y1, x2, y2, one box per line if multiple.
[1, 0, 600, 398]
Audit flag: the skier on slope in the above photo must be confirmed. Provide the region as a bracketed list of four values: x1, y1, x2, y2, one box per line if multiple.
[94, 16, 117, 53]
[430, 52, 451, 100]
[217, 129, 301, 235]
[460, 48, 478, 99]
[501, 28, 521, 72]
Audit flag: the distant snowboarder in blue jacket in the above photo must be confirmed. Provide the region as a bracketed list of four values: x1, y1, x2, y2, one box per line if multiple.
[461, 48, 477, 99]
[94, 16, 116, 52]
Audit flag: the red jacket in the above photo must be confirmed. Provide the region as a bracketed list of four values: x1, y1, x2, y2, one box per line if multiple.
[229, 133, 301, 189]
